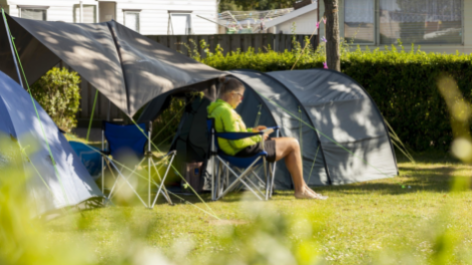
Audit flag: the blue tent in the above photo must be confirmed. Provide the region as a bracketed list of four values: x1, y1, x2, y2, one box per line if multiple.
[0, 70, 102, 215]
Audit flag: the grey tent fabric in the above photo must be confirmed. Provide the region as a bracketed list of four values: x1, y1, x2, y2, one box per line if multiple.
[0, 14, 222, 116]
[138, 69, 397, 189]
[0, 70, 102, 215]
[266, 69, 398, 185]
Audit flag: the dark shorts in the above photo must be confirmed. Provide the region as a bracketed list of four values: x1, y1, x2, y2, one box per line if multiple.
[235, 140, 276, 162]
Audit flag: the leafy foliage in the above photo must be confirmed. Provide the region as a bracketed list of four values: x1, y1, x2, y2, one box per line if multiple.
[152, 96, 187, 146]
[197, 41, 472, 152]
[152, 92, 204, 146]
[31, 67, 81, 133]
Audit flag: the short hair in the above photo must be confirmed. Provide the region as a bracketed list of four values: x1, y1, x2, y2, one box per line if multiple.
[219, 75, 244, 95]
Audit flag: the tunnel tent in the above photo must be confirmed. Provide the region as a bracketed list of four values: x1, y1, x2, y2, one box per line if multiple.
[0, 13, 223, 117]
[0, 70, 103, 215]
[241, 69, 398, 186]
[139, 69, 398, 189]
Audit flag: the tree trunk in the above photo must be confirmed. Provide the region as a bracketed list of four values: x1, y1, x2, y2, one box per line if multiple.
[323, 0, 341, 72]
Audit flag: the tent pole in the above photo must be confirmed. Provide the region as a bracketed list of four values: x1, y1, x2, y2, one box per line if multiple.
[1, 8, 24, 88]
[107, 100, 111, 121]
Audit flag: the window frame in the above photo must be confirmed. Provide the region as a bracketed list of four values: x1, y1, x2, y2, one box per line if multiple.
[123, 9, 141, 33]
[341, 0, 464, 46]
[18, 5, 49, 21]
[73, 4, 98, 23]
[168, 11, 193, 35]
[343, 0, 376, 45]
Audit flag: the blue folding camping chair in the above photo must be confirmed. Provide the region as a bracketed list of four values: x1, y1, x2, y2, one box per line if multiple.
[207, 119, 279, 201]
[101, 121, 176, 208]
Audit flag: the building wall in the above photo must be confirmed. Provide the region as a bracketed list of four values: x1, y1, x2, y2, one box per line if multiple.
[5, 0, 218, 34]
[274, 9, 318, 35]
[114, 0, 217, 35]
[319, 0, 472, 54]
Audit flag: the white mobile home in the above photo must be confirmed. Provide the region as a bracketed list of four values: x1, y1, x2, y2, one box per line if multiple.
[0, 0, 218, 35]
[265, 2, 318, 35]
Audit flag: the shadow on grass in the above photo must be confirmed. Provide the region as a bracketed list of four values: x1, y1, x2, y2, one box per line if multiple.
[154, 170, 460, 204]
[312, 167, 458, 196]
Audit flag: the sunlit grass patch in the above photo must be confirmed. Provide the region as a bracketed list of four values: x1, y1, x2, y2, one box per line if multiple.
[35, 153, 472, 264]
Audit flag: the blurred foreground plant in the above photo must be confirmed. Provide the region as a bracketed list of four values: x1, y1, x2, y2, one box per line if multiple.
[0, 133, 95, 265]
[200, 200, 326, 265]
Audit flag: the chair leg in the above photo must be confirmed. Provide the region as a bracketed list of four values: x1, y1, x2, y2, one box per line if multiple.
[227, 168, 264, 200]
[217, 161, 221, 198]
[151, 152, 176, 207]
[107, 158, 148, 207]
[211, 155, 217, 201]
[148, 156, 151, 208]
[102, 158, 117, 205]
[101, 155, 105, 197]
[244, 174, 265, 200]
[216, 156, 261, 200]
[262, 157, 269, 200]
[249, 168, 265, 187]
[150, 159, 172, 205]
[101, 130, 105, 197]
[223, 162, 230, 195]
[270, 161, 277, 199]
[107, 157, 146, 200]
[266, 163, 273, 199]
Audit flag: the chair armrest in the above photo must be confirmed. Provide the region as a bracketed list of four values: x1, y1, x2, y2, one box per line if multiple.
[266, 126, 280, 130]
[216, 132, 263, 140]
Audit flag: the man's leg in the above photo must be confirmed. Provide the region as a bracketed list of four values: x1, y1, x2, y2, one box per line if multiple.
[273, 137, 304, 194]
[273, 137, 327, 199]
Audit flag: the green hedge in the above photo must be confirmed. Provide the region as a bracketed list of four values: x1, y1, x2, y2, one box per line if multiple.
[199, 43, 472, 152]
[31, 67, 81, 132]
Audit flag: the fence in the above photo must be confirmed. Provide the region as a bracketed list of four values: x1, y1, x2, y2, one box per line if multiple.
[76, 33, 318, 126]
[145, 33, 319, 57]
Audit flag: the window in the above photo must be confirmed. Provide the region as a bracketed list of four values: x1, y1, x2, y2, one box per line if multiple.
[344, 0, 463, 45]
[344, 0, 375, 44]
[124, 11, 140, 32]
[19, 6, 48, 21]
[379, 0, 462, 44]
[168, 13, 192, 35]
[74, 5, 97, 23]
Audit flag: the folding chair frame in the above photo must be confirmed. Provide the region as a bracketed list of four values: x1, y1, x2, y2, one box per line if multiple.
[209, 122, 279, 201]
[100, 122, 177, 208]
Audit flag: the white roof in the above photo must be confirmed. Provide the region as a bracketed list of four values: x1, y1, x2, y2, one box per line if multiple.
[264, 2, 317, 28]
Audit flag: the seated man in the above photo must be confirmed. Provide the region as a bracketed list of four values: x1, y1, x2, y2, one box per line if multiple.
[208, 76, 327, 200]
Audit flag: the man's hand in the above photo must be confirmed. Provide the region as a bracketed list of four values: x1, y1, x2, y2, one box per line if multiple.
[253, 125, 267, 132]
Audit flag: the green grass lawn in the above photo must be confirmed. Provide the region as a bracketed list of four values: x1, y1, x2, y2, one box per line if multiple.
[43, 154, 472, 264]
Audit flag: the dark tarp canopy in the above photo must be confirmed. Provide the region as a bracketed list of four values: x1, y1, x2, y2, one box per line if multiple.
[0, 14, 223, 117]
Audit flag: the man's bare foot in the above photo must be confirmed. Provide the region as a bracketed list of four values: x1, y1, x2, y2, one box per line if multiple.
[306, 186, 328, 200]
[294, 187, 328, 200]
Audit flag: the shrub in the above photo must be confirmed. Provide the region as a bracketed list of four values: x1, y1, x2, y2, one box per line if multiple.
[152, 96, 186, 147]
[198, 42, 472, 152]
[31, 67, 81, 133]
